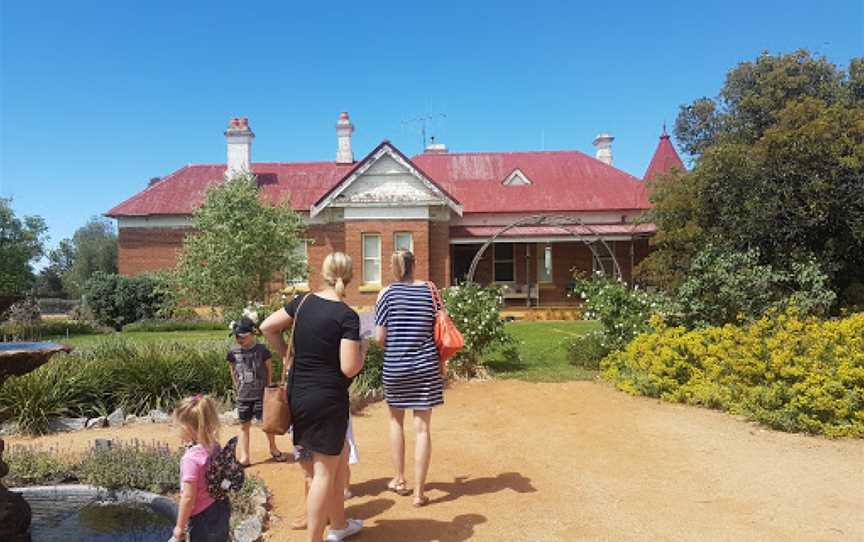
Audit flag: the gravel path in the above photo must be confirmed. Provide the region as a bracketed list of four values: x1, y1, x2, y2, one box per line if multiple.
[10, 380, 864, 541]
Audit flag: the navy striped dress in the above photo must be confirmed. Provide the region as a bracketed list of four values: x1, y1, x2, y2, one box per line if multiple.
[375, 282, 443, 409]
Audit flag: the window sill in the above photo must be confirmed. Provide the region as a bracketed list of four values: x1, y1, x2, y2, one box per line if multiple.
[539, 283, 557, 290]
[359, 283, 382, 293]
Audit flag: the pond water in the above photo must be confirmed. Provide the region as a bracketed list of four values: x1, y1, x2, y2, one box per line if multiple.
[21, 487, 175, 542]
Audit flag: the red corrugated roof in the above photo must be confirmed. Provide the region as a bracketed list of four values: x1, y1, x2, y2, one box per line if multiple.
[412, 150, 651, 213]
[108, 145, 654, 217]
[643, 132, 685, 181]
[450, 224, 656, 238]
[106, 162, 353, 217]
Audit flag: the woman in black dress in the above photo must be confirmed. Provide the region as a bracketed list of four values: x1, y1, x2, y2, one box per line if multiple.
[261, 252, 366, 542]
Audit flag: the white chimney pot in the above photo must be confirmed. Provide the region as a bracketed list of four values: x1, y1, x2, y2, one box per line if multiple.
[592, 132, 614, 166]
[336, 112, 354, 164]
[225, 117, 254, 177]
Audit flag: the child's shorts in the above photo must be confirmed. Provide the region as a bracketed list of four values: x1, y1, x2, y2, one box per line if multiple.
[188, 498, 230, 542]
[237, 399, 263, 423]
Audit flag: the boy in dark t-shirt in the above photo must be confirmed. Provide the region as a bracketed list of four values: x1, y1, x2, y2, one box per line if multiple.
[228, 317, 290, 465]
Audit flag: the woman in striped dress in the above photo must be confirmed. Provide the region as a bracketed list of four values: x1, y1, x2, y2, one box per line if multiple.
[374, 250, 442, 507]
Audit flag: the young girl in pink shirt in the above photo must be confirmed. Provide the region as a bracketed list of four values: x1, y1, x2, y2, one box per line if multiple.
[172, 395, 230, 542]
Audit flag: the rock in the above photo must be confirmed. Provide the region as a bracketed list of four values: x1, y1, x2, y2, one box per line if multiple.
[148, 409, 171, 424]
[47, 417, 88, 432]
[233, 515, 263, 542]
[0, 420, 18, 435]
[107, 407, 125, 427]
[86, 416, 107, 429]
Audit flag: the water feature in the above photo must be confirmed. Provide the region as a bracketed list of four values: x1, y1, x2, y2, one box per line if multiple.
[0, 340, 73, 542]
[18, 486, 175, 542]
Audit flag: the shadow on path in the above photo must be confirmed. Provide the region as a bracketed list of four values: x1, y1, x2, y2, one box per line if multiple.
[425, 472, 536, 505]
[361, 513, 487, 541]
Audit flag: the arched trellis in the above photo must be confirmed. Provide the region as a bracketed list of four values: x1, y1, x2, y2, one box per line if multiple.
[465, 214, 623, 285]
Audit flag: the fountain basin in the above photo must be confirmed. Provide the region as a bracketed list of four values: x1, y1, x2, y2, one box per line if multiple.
[0, 342, 72, 381]
[12, 485, 176, 542]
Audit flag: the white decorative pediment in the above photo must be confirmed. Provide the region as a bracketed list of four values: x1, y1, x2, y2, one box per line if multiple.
[311, 142, 462, 217]
[503, 168, 532, 185]
[340, 155, 437, 204]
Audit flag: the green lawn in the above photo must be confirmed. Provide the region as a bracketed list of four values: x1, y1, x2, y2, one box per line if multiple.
[50, 320, 599, 382]
[486, 320, 601, 382]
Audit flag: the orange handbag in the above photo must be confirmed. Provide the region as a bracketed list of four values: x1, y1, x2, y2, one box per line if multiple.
[427, 282, 464, 375]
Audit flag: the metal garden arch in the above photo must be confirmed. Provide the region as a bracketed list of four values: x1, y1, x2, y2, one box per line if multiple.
[465, 214, 623, 285]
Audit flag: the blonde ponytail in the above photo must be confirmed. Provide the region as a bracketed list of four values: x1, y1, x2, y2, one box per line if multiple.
[322, 252, 352, 299]
[392, 250, 415, 282]
[174, 394, 220, 450]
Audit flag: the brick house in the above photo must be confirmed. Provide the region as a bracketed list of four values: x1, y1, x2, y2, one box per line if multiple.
[106, 114, 684, 307]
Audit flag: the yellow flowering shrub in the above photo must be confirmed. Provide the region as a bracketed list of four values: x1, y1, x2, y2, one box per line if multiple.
[602, 310, 864, 437]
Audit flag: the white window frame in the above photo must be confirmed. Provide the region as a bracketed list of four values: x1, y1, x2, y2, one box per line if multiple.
[287, 240, 309, 287]
[394, 231, 413, 253]
[537, 244, 553, 283]
[362, 233, 382, 285]
[493, 243, 516, 284]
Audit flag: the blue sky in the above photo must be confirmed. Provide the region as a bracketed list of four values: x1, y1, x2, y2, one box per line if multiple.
[1, 0, 861, 251]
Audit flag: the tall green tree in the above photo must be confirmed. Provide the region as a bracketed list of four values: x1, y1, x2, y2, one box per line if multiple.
[174, 172, 306, 318]
[35, 239, 75, 297]
[639, 50, 864, 307]
[62, 217, 118, 297]
[0, 198, 47, 298]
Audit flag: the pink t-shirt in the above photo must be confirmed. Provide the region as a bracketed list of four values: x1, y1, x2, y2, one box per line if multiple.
[180, 444, 217, 516]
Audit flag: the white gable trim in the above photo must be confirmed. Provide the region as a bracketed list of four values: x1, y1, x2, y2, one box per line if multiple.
[310, 143, 462, 217]
[502, 168, 532, 185]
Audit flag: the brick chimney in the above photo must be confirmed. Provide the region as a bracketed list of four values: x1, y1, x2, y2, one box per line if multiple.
[225, 117, 254, 177]
[336, 112, 354, 164]
[592, 132, 614, 166]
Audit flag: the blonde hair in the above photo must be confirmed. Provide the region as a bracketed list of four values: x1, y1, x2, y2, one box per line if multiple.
[392, 250, 415, 282]
[174, 394, 220, 449]
[322, 252, 353, 298]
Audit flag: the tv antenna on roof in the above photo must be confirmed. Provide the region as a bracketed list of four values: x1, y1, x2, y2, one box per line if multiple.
[402, 113, 447, 150]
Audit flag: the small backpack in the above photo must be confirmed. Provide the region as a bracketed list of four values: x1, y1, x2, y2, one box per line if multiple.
[205, 436, 245, 500]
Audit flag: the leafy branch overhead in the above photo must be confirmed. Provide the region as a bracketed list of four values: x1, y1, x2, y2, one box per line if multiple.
[174, 171, 306, 318]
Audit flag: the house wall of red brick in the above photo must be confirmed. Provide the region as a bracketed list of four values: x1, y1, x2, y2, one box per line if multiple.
[117, 227, 192, 275]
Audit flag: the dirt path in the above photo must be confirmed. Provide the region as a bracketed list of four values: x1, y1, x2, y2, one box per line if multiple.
[10, 380, 864, 541]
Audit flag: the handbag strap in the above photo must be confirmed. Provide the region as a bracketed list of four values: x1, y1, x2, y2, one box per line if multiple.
[281, 293, 310, 384]
[426, 281, 444, 312]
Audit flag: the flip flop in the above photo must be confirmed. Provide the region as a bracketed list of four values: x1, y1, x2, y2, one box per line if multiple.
[413, 495, 430, 508]
[387, 480, 412, 496]
[270, 451, 291, 462]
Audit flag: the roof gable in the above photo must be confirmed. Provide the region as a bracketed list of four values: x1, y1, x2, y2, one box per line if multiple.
[310, 141, 462, 217]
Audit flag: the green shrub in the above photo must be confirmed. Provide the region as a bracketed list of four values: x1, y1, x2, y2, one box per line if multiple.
[352, 340, 384, 398]
[78, 440, 181, 494]
[571, 272, 668, 350]
[568, 331, 611, 370]
[81, 272, 169, 330]
[674, 247, 836, 328]
[121, 319, 225, 333]
[0, 336, 233, 434]
[602, 310, 864, 437]
[6, 445, 72, 486]
[441, 283, 515, 378]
